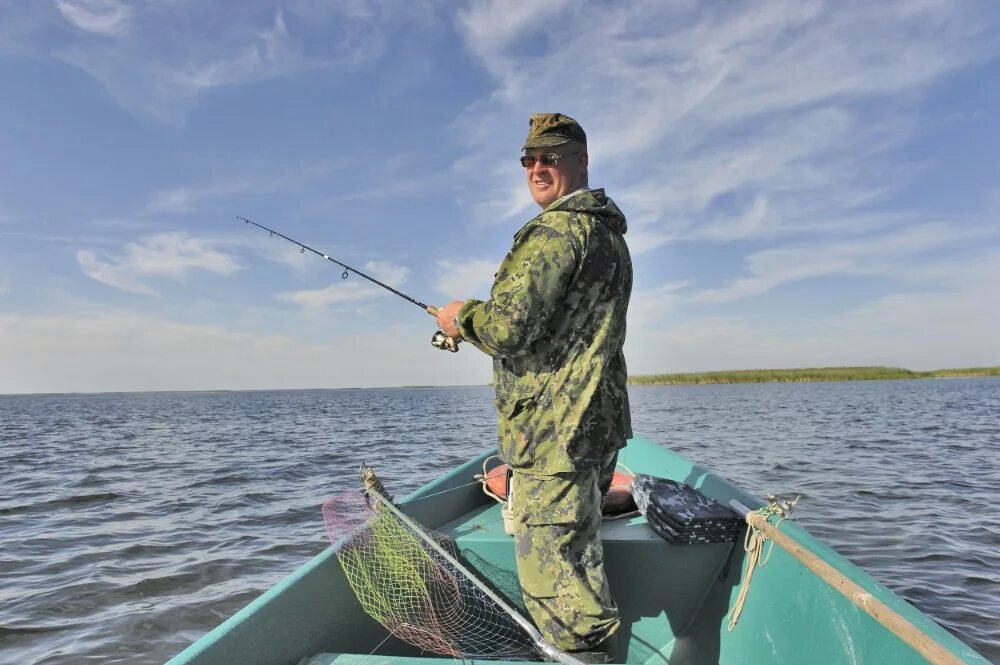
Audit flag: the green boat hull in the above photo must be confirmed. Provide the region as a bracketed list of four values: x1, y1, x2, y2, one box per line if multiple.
[166, 437, 989, 664]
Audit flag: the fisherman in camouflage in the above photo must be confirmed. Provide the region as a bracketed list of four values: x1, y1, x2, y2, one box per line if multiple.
[436, 113, 631, 662]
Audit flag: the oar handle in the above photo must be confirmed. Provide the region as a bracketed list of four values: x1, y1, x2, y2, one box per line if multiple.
[729, 501, 964, 665]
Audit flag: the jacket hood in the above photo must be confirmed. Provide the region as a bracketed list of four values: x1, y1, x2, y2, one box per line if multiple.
[545, 188, 627, 234]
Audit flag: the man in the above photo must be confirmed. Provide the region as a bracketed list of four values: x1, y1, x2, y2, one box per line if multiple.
[435, 113, 632, 662]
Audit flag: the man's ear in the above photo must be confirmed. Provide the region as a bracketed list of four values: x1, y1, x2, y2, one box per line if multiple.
[579, 151, 589, 170]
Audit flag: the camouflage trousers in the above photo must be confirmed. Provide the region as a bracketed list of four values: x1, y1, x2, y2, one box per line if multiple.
[510, 451, 620, 651]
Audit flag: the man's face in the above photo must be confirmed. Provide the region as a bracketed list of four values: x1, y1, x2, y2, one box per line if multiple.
[524, 143, 588, 209]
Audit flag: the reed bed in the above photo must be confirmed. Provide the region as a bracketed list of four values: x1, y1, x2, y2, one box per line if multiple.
[629, 366, 1000, 386]
[927, 367, 1000, 378]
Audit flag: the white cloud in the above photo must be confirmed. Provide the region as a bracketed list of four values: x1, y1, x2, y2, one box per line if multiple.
[76, 232, 242, 295]
[315, 177, 436, 207]
[628, 282, 1000, 374]
[145, 180, 252, 215]
[54, 0, 132, 36]
[0, 312, 490, 394]
[143, 158, 353, 216]
[626, 247, 1000, 373]
[623, 230, 677, 257]
[452, 0, 1000, 245]
[6, 4, 396, 125]
[276, 282, 374, 308]
[2, 248, 994, 393]
[434, 259, 497, 300]
[166, 9, 294, 91]
[256, 242, 318, 275]
[689, 223, 991, 303]
[227, 227, 360, 277]
[277, 260, 410, 310]
[618, 107, 902, 241]
[627, 280, 690, 331]
[456, 0, 574, 82]
[76, 249, 154, 295]
[362, 260, 409, 286]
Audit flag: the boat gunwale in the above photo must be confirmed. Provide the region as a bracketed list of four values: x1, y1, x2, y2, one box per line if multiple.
[166, 437, 991, 665]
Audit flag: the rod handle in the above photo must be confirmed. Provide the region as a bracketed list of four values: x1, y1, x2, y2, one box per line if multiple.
[426, 306, 438, 316]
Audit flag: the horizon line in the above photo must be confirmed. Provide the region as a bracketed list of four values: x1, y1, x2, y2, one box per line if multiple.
[2, 364, 997, 397]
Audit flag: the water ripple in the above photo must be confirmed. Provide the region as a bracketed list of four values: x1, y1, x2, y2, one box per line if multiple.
[0, 380, 997, 663]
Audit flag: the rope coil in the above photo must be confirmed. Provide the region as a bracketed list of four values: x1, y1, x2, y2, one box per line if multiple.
[727, 495, 799, 631]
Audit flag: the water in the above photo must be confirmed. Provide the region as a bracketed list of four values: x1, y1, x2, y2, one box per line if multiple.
[1, 379, 997, 664]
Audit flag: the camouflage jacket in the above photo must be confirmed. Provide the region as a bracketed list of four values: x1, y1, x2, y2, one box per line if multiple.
[456, 188, 633, 474]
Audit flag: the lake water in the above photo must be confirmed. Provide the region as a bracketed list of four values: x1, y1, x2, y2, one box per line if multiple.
[1, 379, 997, 664]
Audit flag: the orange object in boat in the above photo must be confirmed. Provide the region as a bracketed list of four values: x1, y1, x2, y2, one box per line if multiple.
[481, 462, 636, 516]
[604, 471, 637, 515]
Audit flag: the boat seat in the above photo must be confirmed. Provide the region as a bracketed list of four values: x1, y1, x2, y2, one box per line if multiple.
[441, 500, 666, 544]
[437, 500, 740, 665]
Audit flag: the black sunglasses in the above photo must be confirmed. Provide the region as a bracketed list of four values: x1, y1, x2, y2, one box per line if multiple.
[520, 152, 578, 168]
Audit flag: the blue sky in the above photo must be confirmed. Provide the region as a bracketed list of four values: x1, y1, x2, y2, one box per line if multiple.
[1, 0, 998, 394]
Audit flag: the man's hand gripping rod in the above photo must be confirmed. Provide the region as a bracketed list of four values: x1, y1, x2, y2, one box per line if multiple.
[238, 216, 459, 352]
[426, 307, 460, 353]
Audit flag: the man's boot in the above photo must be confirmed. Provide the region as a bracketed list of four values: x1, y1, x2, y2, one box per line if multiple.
[567, 631, 619, 663]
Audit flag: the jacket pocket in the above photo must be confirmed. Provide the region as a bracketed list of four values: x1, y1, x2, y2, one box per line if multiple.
[493, 361, 538, 417]
[496, 394, 536, 418]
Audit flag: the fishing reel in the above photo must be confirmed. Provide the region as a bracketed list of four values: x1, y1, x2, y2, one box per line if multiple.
[431, 330, 460, 352]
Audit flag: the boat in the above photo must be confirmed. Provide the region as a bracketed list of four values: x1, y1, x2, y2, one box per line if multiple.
[166, 436, 990, 664]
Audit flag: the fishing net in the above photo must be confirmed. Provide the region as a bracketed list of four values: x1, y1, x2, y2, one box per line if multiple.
[322, 482, 540, 661]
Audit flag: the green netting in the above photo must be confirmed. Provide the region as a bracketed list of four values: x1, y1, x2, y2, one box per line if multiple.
[322, 487, 538, 660]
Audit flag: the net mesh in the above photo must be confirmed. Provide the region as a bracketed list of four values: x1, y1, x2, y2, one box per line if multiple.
[322, 488, 539, 660]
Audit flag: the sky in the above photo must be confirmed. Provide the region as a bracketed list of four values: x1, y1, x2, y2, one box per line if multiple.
[0, 0, 998, 394]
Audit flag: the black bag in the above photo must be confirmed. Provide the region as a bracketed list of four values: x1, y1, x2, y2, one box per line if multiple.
[630, 474, 745, 544]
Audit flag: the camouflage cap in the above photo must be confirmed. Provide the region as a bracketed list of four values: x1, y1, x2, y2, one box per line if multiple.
[522, 113, 587, 150]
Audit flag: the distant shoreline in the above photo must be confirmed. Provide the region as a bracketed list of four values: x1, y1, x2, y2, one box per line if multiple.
[628, 366, 1000, 386]
[3, 367, 997, 397]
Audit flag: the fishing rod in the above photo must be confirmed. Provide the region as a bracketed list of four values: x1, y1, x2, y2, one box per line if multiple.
[238, 216, 459, 352]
